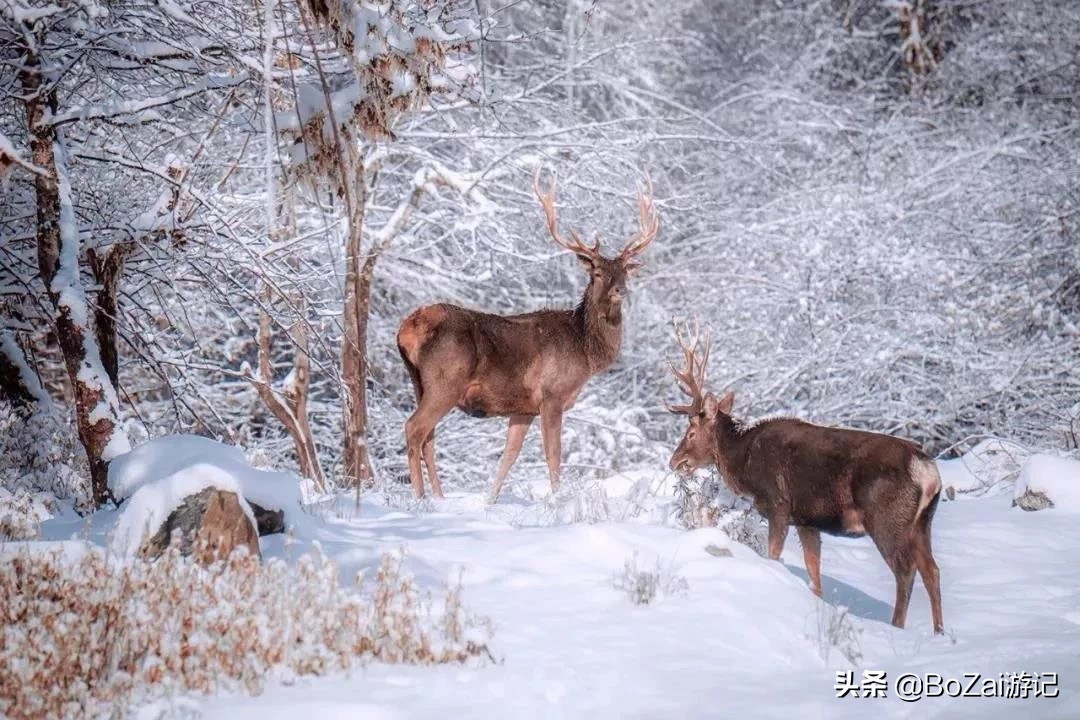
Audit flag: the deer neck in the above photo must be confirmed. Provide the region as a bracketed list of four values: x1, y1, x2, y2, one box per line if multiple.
[573, 284, 622, 373]
[712, 414, 755, 497]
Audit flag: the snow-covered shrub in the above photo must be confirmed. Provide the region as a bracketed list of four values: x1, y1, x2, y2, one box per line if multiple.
[0, 402, 87, 504]
[670, 472, 728, 530]
[0, 544, 492, 719]
[808, 601, 862, 667]
[669, 471, 768, 555]
[612, 551, 689, 606]
[521, 475, 612, 527]
[0, 402, 89, 538]
[936, 439, 1027, 499]
[0, 488, 53, 541]
[715, 509, 768, 558]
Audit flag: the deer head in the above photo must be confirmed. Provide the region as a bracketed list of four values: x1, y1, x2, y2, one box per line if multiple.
[666, 320, 733, 475]
[533, 168, 658, 322]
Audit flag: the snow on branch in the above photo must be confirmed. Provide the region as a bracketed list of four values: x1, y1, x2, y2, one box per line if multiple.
[369, 160, 494, 251]
[0, 330, 51, 408]
[0, 132, 47, 187]
[280, 0, 477, 189]
[53, 140, 131, 462]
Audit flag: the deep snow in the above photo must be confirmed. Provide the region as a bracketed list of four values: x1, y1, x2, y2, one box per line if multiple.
[33, 439, 1080, 719]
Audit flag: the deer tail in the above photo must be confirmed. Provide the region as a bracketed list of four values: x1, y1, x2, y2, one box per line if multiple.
[910, 456, 942, 523]
[397, 340, 423, 403]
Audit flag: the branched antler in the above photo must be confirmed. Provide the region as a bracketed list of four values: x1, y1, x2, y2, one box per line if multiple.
[667, 318, 712, 415]
[619, 173, 659, 262]
[533, 167, 602, 260]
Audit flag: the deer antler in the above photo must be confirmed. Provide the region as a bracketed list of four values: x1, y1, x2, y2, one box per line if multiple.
[533, 167, 602, 260]
[667, 318, 712, 415]
[619, 173, 659, 262]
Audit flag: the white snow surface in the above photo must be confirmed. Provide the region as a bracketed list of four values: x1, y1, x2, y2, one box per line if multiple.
[26, 445, 1080, 718]
[1015, 453, 1080, 512]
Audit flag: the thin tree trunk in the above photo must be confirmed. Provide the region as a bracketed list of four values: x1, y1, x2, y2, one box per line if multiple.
[22, 50, 129, 507]
[341, 159, 374, 488]
[339, 167, 443, 489]
[251, 285, 326, 489]
[88, 244, 133, 389]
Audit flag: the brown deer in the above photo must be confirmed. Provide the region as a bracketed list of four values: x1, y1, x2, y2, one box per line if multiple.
[396, 169, 659, 501]
[665, 323, 944, 634]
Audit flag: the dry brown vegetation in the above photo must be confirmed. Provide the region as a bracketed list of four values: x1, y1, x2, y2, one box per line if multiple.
[0, 542, 493, 719]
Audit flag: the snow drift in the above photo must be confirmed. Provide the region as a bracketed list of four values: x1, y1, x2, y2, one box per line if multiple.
[1013, 453, 1080, 513]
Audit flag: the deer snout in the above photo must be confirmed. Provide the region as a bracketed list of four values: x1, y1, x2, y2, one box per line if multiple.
[669, 453, 689, 474]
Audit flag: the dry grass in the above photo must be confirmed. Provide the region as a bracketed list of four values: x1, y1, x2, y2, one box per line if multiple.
[0, 542, 493, 719]
[809, 600, 863, 666]
[612, 551, 689, 606]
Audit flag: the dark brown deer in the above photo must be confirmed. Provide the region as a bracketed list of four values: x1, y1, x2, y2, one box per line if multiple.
[396, 169, 659, 501]
[665, 323, 944, 634]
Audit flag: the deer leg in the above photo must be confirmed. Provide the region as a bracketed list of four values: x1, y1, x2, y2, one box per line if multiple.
[912, 527, 944, 634]
[421, 429, 445, 500]
[796, 526, 823, 597]
[539, 401, 564, 494]
[767, 516, 789, 560]
[487, 414, 534, 504]
[887, 547, 917, 629]
[404, 395, 456, 499]
[404, 414, 426, 498]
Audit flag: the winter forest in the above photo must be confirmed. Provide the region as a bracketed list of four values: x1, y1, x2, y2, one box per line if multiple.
[2, 0, 1079, 718]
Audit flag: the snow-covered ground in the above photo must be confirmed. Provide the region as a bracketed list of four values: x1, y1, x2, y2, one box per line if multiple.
[31, 440, 1079, 720]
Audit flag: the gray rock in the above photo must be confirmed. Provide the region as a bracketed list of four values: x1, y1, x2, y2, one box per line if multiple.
[1012, 489, 1055, 512]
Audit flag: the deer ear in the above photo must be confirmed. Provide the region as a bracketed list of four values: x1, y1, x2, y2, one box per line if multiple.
[717, 390, 735, 415]
[576, 253, 597, 270]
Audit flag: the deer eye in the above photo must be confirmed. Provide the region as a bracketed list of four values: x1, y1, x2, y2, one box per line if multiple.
[687, 429, 696, 440]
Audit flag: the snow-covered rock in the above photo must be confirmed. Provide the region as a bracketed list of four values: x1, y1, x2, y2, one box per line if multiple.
[111, 460, 260, 557]
[107, 434, 304, 555]
[1012, 453, 1080, 513]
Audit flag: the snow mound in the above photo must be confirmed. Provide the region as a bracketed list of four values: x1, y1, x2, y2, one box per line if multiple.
[1013, 453, 1080, 512]
[108, 434, 302, 512]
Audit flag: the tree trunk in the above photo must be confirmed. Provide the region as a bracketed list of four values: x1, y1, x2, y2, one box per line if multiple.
[341, 161, 375, 488]
[22, 49, 129, 507]
[88, 244, 133, 389]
